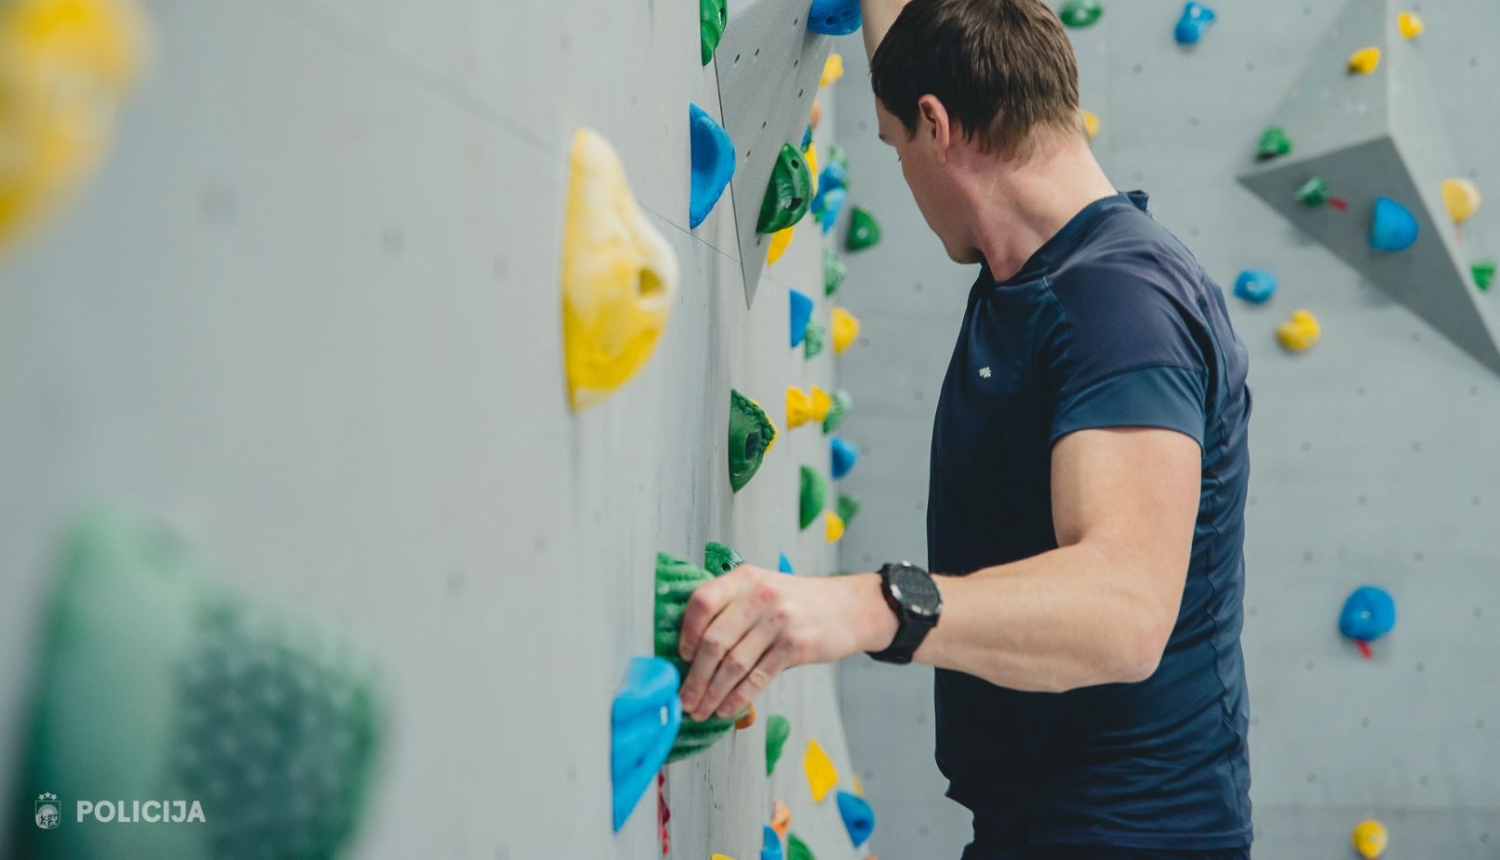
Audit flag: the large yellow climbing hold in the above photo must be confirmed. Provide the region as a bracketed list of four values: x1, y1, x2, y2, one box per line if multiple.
[1397, 11, 1423, 40]
[767, 226, 795, 265]
[809, 386, 832, 423]
[825, 510, 845, 542]
[1276, 309, 1320, 353]
[787, 387, 813, 429]
[1442, 178, 1482, 223]
[1348, 47, 1381, 75]
[821, 52, 844, 87]
[1352, 819, 1388, 859]
[831, 307, 861, 354]
[1080, 109, 1100, 141]
[561, 128, 681, 410]
[804, 738, 839, 802]
[0, 0, 148, 254]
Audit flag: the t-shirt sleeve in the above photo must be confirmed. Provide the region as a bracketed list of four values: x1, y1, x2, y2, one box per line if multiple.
[1040, 269, 1209, 448]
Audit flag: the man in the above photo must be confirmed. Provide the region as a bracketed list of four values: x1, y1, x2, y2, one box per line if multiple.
[677, 0, 1253, 855]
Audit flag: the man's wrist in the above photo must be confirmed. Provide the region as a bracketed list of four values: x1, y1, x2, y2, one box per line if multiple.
[849, 572, 900, 654]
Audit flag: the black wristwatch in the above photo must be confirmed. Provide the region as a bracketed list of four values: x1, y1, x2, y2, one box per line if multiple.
[867, 562, 942, 665]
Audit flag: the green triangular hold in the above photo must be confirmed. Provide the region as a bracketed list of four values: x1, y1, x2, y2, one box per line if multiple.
[822, 389, 852, 434]
[824, 247, 847, 297]
[1257, 126, 1292, 159]
[729, 389, 777, 493]
[787, 832, 818, 860]
[700, 0, 726, 65]
[1294, 176, 1331, 207]
[799, 466, 827, 530]
[836, 493, 861, 525]
[759, 144, 815, 234]
[804, 318, 827, 359]
[765, 714, 791, 775]
[1059, 0, 1102, 28]
[654, 553, 742, 762]
[846, 206, 882, 251]
[1474, 259, 1496, 291]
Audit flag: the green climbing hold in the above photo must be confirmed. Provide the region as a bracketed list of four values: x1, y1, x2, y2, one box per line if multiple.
[800, 466, 827, 530]
[1059, 0, 1102, 28]
[826, 143, 848, 175]
[759, 144, 815, 234]
[729, 389, 777, 493]
[700, 0, 727, 66]
[766, 713, 792, 775]
[1257, 126, 1292, 160]
[804, 318, 827, 359]
[822, 389, 852, 434]
[846, 206, 882, 251]
[1474, 258, 1497, 291]
[836, 493, 861, 525]
[787, 832, 817, 860]
[655, 552, 743, 762]
[824, 247, 847, 297]
[705, 541, 745, 575]
[1295, 176, 1331, 207]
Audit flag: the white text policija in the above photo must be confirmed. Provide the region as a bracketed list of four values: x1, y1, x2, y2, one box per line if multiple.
[75, 800, 207, 823]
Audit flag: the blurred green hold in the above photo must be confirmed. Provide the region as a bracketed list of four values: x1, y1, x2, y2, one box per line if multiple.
[1257, 126, 1292, 159]
[1295, 176, 1330, 207]
[729, 388, 777, 492]
[787, 832, 818, 860]
[800, 466, 828, 530]
[766, 714, 792, 775]
[759, 144, 815, 233]
[654, 552, 745, 761]
[846, 206, 882, 251]
[826, 143, 848, 175]
[1059, 0, 1102, 28]
[705, 541, 744, 576]
[822, 389, 853, 434]
[701, 0, 727, 65]
[804, 318, 827, 359]
[1474, 258, 1497, 291]
[824, 247, 847, 297]
[837, 493, 862, 525]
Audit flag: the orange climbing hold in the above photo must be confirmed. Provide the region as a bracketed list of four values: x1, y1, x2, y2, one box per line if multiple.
[736, 703, 758, 730]
[1348, 47, 1381, 75]
[809, 98, 822, 130]
[804, 739, 839, 802]
[771, 799, 792, 838]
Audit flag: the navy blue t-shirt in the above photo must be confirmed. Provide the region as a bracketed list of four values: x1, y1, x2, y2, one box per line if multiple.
[927, 192, 1253, 850]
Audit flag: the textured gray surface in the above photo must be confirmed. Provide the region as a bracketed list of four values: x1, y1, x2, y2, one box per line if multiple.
[0, 0, 865, 858]
[833, 2, 1500, 858]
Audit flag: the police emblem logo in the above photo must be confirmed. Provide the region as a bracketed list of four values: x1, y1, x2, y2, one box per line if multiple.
[35, 792, 61, 830]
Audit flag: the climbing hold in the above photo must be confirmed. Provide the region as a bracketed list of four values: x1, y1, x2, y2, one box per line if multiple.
[1295, 176, 1331, 207]
[788, 387, 814, 429]
[1473, 259, 1496, 291]
[1080, 109, 1100, 141]
[1059, 0, 1102, 28]
[562, 128, 680, 411]
[1233, 270, 1278, 304]
[810, 386, 832, 422]
[836, 493, 861, 525]
[809, 98, 822, 131]
[804, 319, 827, 359]
[1340, 586, 1396, 659]
[1370, 196, 1418, 251]
[1256, 127, 1292, 160]
[705, 541, 745, 575]
[729, 390, 778, 492]
[0, 0, 147, 256]
[1352, 819, 1388, 858]
[762, 825, 784, 860]
[690, 104, 737, 229]
[825, 511, 845, 543]
[830, 437, 858, 479]
[759, 144, 815, 234]
[835, 790, 875, 847]
[771, 799, 792, 839]
[820, 160, 849, 194]
[804, 739, 838, 801]
[655, 553, 745, 761]
[847, 206, 882, 251]
[822, 389, 852, 434]
[790, 289, 815, 348]
[711, 855, 734, 860]
[778, 553, 795, 574]
[831, 307, 861, 353]
[1397, 11, 1423, 40]
[786, 833, 817, 860]
[612, 657, 683, 831]
[1173, 2, 1216, 45]
[852, 775, 864, 796]
[823, 249, 847, 300]
[701, 0, 727, 64]
[737, 703, 758, 730]
[766, 714, 792, 774]
[826, 144, 848, 175]
[807, 0, 861, 36]
[799, 466, 827, 530]
[1441, 178, 1482, 223]
[1348, 47, 1381, 75]
[1275, 309, 1320, 353]
[768, 226, 795, 265]
[813, 186, 848, 235]
[821, 53, 844, 87]
[805, 143, 820, 196]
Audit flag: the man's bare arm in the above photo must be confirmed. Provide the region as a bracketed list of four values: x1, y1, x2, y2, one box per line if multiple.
[859, 0, 910, 60]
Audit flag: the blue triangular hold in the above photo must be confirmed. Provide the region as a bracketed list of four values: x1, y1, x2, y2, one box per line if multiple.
[1370, 196, 1418, 252]
[808, 0, 861, 35]
[761, 824, 784, 860]
[777, 553, 795, 574]
[829, 437, 858, 480]
[611, 657, 682, 831]
[790, 289, 815, 348]
[689, 104, 736, 229]
[835, 790, 875, 847]
[1174, 2, 1216, 44]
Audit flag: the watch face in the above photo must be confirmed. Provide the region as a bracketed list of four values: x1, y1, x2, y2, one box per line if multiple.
[889, 565, 941, 618]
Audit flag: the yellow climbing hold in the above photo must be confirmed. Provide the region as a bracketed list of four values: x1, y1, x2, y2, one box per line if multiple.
[804, 739, 839, 802]
[1348, 47, 1381, 75]
[831, 307, 861, 354]
[771, 799, 792, 838]
[809, 386, 832, 423]
[1276, 309, 1320, 353]
[825, 510, 845, 543]
[805, 143, 820, 196]
[852, 774, 865, 796]
[0, 0, 148, 255]
[767, 226, 795, 265]
[1397, 11, 1423, 40]
[821, 52, 844, 87]
[1442, 178, 1482, 223]
[787, 387, 813, 429]
[1352, 819, 1388, 859]
[711, 855, 735, 860]
[1080, 109, 1100, 141]
[561, 128, 681, 411]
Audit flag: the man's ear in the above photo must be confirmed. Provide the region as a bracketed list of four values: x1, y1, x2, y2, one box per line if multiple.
[917, 95, 952, 161]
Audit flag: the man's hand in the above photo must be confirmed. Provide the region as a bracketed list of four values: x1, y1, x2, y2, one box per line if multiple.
[677, 566, 896, 722]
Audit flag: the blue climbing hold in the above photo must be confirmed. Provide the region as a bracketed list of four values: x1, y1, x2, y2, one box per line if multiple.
[689, 103, 736, 229]
[1233, 270, 1278, 304]
[611, 657, 682, 831]
[814, 187, 848, 235]
[1174, 1, 1216, 44]
[836, 790, 875, 847]
[808, 0, 861, 35]
[820, 162, 848, 193]
[790, 289, 815, 348]
[762, 824, 784, 860]
[778, 553, 795, 574]
[1339, 586, 1396, 644]
[801, 123, 814, 152]
[830, 437, 858, 480]
[1370, 196, 1418, 252]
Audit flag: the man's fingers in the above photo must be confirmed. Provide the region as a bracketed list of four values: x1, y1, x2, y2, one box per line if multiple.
[696, 621, 779, 722]
[718, 641, 798, 718]
[677, 573, 738, 663]
[678, 577, 762, 716]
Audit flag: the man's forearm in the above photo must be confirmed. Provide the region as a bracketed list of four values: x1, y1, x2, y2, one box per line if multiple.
[859, 0, 909, 59]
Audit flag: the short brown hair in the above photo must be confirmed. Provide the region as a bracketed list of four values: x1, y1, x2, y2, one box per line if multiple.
[870, 0, 1081, 158]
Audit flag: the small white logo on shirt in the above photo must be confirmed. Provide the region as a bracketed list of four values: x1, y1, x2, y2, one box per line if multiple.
[978, 366, 992, 378]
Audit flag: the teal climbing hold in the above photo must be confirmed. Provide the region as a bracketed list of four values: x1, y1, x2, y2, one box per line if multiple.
[790, 289, 814, 348]
[835, 790, 875, 847]
[762, 824, 784, 860]
[1370, 196, 1418, 252]
[690, 104, 736, 228]
[777, 553, 795, 574]
[612, 657, 682, 831]
[1059, 0, 1102, 28]
[846, 206, 882, 251]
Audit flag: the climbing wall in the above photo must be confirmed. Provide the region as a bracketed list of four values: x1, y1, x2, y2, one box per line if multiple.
[0, 0, 873, 858]
[833, 1, 1500, 857]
